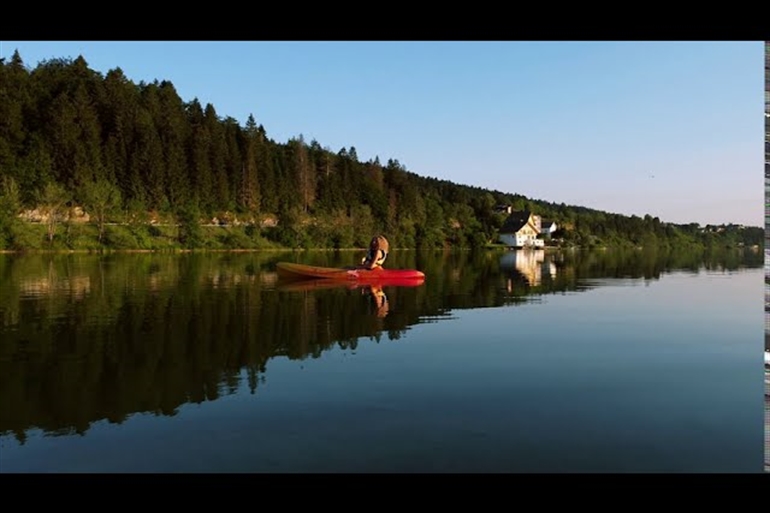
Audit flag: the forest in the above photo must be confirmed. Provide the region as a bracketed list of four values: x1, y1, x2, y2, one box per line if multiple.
[0, 50, 763, 252]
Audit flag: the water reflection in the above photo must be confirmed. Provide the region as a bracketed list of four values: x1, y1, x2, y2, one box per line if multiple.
[499, 248, 554, 287]
[0, 247, 761, 444]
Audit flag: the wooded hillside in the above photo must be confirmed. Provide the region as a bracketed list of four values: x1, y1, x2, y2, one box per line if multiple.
[0, 51, 762, 251]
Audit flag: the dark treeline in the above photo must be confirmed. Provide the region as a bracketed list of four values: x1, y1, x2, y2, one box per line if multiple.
[0, 51, 763, 251]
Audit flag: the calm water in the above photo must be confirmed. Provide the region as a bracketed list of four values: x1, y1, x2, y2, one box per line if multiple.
[0, 247, 764, 473]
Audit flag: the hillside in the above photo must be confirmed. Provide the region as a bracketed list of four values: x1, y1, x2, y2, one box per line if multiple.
[0, 50, 763, 252]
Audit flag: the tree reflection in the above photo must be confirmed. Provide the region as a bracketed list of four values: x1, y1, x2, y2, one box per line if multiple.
[0, 246, 760, 441]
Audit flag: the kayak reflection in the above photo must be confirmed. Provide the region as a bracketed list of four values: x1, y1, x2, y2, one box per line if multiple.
[275, 276, 423, 318]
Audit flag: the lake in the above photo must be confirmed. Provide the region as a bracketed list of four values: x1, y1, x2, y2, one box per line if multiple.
[0, 247, 765, 473]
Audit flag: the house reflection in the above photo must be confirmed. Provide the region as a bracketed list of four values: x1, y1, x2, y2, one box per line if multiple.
[499, 249, 555, 288]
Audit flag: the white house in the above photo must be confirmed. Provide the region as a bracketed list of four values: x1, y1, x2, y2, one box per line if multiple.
[498, 210, 544, 248]
[540, 219, 558, 235]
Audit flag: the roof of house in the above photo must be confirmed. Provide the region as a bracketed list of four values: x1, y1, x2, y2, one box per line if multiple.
[500, 210, 536, 234]
[541, 219, 556, 227]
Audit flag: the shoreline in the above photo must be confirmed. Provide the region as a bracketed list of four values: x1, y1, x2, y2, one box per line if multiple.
[0, 244, 758, 255]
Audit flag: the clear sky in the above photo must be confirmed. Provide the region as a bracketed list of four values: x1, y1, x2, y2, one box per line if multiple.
[1, 41, 764, 227]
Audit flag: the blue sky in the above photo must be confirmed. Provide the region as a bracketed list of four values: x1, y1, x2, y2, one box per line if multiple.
[1, 41, 764, 226]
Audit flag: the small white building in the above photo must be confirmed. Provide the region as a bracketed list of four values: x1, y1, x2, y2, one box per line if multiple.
[498, 210, 544, 248]
[540, 219, 558, 235]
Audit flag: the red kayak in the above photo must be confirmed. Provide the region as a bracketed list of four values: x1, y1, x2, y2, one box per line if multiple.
[275, 262, 425, 284]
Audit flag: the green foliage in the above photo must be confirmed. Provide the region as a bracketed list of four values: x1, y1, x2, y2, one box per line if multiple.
[134, 224, 178, 250]
[104, 225, 139, 249]
[147, 224, 162, 237]
[59, 222, 102, 250]
[80, 178, 122, 243]
[177, 204, 203, 249]
[37, 182, 70, 245]
[218, 229, 254, 249]
[0, 53, 760, 252]
[0, 176, 23, 249]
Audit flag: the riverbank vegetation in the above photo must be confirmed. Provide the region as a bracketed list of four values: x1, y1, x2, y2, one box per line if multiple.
[0, 51, 762, 253]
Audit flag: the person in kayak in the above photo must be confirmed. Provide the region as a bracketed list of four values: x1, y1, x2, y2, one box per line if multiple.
[359, 235, 389, 270]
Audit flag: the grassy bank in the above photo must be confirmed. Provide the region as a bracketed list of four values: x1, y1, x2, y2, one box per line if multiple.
[0, 222, 290, 252]
[1, 221, 756, 255]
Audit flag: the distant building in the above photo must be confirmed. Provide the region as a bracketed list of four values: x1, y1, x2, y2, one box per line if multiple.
[499, 210, 544, 248]
[540, 219, 558, 235]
